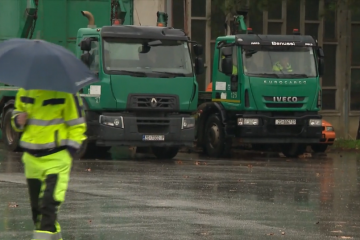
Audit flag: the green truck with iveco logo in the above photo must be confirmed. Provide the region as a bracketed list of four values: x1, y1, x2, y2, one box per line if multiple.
[0, 0, 204, 159]
[195, 12, 324, 158]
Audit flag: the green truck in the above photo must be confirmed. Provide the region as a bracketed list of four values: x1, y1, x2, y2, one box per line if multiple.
[195, 13, 324, 158]
[0, 0, 204, 159]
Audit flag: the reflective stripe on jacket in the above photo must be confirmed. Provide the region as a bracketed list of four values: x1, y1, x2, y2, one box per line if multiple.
[11, 88, 87, 151]
[272, 61, 293, 72]
[32, 230, 62, 240]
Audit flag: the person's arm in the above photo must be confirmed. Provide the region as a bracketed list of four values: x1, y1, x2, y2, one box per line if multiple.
[11, 88, 26, 132]
[63, 93, 87, 157]
[272, 62, 281, 72]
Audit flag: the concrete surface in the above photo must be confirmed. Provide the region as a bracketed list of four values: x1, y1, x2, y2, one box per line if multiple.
[0, 148, 359, 239]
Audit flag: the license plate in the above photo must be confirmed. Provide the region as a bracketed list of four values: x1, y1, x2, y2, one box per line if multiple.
[275, 119, 296, 125]
[142, 135, 165, 141]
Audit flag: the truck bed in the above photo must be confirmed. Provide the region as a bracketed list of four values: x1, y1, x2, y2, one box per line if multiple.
[0, 0, 133, 53]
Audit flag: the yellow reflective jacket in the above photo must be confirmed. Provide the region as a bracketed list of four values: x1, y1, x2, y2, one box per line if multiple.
[273, 61, 293, 72]
[11, 88, 87, 152]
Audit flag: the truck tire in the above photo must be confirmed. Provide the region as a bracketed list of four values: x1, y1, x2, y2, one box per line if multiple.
[152, 147, 179, 159]
[311, 144, 328, 153]
[204, 114, 231, 158]
[280, 143, 306, 158]
[75, 140, 112, 159]
[2, 107, 22, 152]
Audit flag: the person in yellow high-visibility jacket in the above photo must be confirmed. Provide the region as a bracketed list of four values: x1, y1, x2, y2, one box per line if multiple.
[273, 56, 293, 73]
[11, 88, 86, 240]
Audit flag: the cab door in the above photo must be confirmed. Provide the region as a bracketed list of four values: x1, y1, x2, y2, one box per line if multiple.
[212, 45, 241, 107]
[78, 36, 116, 110]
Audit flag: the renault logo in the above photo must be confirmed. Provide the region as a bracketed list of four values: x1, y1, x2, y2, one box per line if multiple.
[150, 98, 157, 107]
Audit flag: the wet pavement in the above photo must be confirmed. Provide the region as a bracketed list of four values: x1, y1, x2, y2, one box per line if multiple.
[0, 147, 360, 239]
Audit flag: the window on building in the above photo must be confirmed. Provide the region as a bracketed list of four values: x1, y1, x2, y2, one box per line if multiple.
[322, 89, 336, 110]
[191, 20, 206, 61]
[305, 0, 319, 20]
[268, 0, 282, 20]
[286, 0, 300, 34]
[322, 44, 337, 87]
[324, 10, 336, 42]
[352, 10, 360, 22]
[351, 24, 360, 66]
[351, 12, 360, 110]
[351, 69, 360, 110]
[191, 0, 206, 17]
[172, 0, 184, 30]
[211, 0, 226, 39]
[248, 0, 263, 34]
[268, 22, 282, 34]
[305, 23, 319, 40]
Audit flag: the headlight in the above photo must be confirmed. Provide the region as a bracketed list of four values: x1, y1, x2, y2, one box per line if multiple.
[182, 117, 195, 129]
[309, 119, 321, 126]
[326, 126, 334, 131]
[237, 118, 259, 126]
[99, 115, 124, 128]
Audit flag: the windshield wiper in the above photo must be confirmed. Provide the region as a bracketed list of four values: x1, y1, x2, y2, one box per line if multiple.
[151, 71, 186, 77]
[110, 70, 147, 77]
[287, 74, 309, 78]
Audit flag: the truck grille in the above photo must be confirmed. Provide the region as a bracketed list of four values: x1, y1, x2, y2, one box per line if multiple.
[137, 119, 170, 134]
[127, 94, 179, 111]
[266, 103, 303, 108]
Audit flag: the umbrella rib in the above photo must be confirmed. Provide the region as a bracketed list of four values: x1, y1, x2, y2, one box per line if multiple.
[42, 42, 74, 92]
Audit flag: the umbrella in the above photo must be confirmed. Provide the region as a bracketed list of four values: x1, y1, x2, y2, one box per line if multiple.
[0, 38, 98, 94]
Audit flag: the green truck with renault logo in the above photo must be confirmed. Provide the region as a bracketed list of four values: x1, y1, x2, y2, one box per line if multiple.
[0, 0, 204, 159]
[195, 13, 324, 158]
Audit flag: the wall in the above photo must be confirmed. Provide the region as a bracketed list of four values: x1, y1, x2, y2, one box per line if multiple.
[133, 0, 166, 26]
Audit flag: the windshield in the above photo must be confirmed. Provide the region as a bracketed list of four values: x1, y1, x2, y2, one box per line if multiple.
[102, 38, 193, 76]
[241, 46, 317, 78]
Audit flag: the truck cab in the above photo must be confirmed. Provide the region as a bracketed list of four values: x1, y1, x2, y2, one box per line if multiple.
[197, 27, 324, 158]
[75, 13, 204, 159]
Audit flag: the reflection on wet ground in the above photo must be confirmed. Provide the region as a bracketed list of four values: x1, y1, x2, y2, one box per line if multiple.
[0, 147, 360, 239]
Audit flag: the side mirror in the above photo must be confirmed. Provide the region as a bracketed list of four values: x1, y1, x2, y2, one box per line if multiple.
[80, 38, 92, 52]
[222, 57, 233, 75]
[138, 45, 151, 53]
[193, 44, 203, 56]
[194, 57, 204, 75]
[318, 47, 324, 58]
[318, 58, 324, 77]
[221, 46, 233, 57]
[81, 52, 91, 67]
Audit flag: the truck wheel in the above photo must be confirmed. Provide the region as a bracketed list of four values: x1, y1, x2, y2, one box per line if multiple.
[311, 144, 328, 153]
[204, 114, 231, 158]
[75, 140, 112, 159]
[152, 147, 179, 159]
[2, 107, 22, 152]
[280, 143, 306, 158]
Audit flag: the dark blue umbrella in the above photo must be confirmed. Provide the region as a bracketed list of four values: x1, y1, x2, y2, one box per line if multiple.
[0, 38, 98, 93]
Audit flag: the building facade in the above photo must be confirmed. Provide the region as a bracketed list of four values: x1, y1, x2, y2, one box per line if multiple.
[138, 0, 360, 139]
